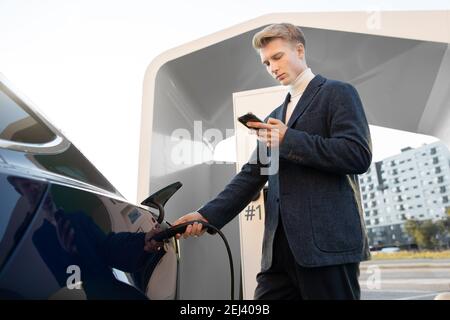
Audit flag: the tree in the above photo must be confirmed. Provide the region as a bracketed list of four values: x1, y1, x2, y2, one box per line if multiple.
[405, 219, 419, 238]
[436, 216, 450, 248]
[417, 220, 441, 249]
[404, 219, 448, 250]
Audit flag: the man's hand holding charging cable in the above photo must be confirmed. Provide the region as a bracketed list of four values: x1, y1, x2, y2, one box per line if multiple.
[173, 212, 209, 239]
[173, 118, 287, 239]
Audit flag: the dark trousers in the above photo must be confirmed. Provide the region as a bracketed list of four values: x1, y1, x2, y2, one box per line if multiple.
[254, 218, 361, 300]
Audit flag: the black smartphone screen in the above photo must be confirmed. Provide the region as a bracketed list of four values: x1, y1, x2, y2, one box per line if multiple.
[238, 113, 263, 129]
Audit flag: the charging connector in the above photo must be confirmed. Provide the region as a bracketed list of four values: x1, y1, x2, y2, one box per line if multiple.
[150, 220, 235, 300]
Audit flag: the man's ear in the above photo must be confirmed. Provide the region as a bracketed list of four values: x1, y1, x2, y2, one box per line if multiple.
[296, 43, 305, 59]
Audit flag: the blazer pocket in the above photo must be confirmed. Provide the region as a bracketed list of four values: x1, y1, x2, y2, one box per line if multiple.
[309, 192, 362, 253]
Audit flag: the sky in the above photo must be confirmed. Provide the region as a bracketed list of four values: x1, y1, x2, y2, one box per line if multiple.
[0, 0, 448, 201]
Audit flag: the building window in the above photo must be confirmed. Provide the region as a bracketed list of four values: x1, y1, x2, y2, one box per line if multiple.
[441, 186, 447, 194]
[433, 156, 439, 164]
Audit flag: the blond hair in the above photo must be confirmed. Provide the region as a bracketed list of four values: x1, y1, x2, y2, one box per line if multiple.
[252, 23, 306, 50]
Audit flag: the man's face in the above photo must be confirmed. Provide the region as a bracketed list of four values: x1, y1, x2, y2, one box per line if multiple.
[259, 38, 306, 86]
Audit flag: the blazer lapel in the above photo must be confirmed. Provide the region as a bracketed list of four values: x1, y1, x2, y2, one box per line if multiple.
[286, 74, 326, 128]
[279, 92, 291, 122]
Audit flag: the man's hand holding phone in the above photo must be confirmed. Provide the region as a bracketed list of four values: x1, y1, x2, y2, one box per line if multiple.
[238, 113, 288, 147]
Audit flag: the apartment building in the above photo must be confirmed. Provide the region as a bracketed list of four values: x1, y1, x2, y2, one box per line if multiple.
[359, 141, 450, 247]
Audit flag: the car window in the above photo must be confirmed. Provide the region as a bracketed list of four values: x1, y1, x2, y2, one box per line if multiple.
[34, 144, 119, 196]
[0, 82, 56, 144]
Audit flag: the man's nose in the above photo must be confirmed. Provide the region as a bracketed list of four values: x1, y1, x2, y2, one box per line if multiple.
[271, 64, 279, 75]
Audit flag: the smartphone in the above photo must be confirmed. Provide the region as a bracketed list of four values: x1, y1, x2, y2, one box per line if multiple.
[238, 112, 264, 129]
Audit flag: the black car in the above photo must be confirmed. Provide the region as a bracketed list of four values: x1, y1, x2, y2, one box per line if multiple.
[0, 74, 179, 300]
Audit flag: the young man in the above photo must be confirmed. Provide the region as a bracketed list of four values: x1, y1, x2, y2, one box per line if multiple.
[173, 23, 372, 300]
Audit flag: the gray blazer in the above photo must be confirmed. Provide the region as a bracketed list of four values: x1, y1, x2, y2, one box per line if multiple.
[199, 75, 372, 270]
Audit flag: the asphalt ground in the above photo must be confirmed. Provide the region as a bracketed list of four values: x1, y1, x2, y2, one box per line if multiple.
[359, 259, 450, 300]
